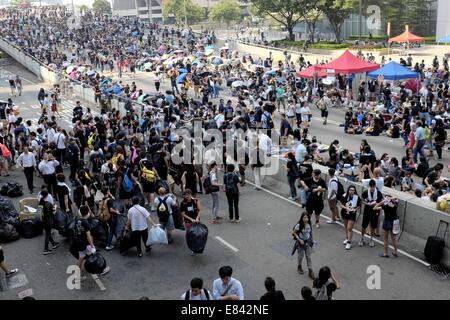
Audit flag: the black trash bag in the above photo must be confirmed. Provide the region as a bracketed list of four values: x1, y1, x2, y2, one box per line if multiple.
[115, 214, 128, 241]
[172, 206, 184, 231]
[84, 253, 107, 274]
[186, 223, 208, 254]
[120, 229, 135, 254]
[65, 218, 78, 240]
[0, 182, 23, 198]
[19, 217, 43, 239]
[8, 182, 23, 198]
[0, 197, 20, 227]
[88, 218, 108, 243]
[53, 210, 69, 236]
[0, 223, 20, 243]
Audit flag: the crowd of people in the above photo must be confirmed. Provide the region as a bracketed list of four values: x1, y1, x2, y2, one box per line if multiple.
[0, 4, 449, 299]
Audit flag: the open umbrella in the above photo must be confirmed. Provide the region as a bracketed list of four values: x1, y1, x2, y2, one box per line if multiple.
[66, 66, 77, 73]
[113, 85, 122, 95]
[48, 63, 57, 69]
[205, 48, 214, 56]
[77, 66, 86, 73]
[405, 78, 420, 94]
[178, 68, 188, 74]
[231, 80, 245, 87]
[86, 70, 96, 77]
[69, 71, 78, 79]
[176, 73, 188, 84]
[62, 61, 71, 67]
[212, 57, 223, 65]
[264, 70, 277, 76]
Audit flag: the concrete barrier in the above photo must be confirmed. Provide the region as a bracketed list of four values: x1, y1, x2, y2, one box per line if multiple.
[245, 155, 450, 265]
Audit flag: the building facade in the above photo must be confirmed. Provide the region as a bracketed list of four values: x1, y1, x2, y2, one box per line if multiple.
[112, 0, 163, 21]
[436, 0, 450, 40]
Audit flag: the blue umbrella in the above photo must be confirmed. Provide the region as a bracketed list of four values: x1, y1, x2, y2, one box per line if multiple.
[265, 70, 277, 76]
[178, 68, 188, 73]
[176, 73, 188, 84]
[132, 31, 139, 37]
[212, 57, 223, 65]
[113, 85, 122, 95]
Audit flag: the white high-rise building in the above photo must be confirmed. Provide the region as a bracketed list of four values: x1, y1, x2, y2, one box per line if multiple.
[436, 0, 450, 40]
[112, 0, 162, 21]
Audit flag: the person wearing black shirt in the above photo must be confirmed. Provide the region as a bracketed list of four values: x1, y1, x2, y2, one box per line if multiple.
[300, 169, 327, 228]
[374, 196, 399, 258]
[383, 84, 392, 111]
[360, 180, 383, 248]
[40, 189, 60, 255]
[260, 277, 285, 302]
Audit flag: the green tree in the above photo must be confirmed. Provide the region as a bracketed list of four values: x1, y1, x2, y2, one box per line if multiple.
[250, 0, 312, 41]
[92, 0, 112, 15]
[10, 0, 31, 6]
[78, 5, 90, 14]
[300, 0, 322, 43]
[162, 0, 205, 25]
[208, 0, 241, 28]
[318, 0, 358, 43]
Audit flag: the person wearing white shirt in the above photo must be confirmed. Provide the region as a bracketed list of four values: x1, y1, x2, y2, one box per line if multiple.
[46, 126, 56, 145]
[126, 196, 157, 257]
[212, 266, 244, 300]
[214, 110, 225, 128]
[17, 146, 36, 193]
[38, 152, 59, 196]
[180, 278, 212, 300]
[53, 128, 66, 164]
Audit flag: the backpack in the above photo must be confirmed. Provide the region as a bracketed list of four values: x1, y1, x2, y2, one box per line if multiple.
[91, 154, 103, 173]
[122, 169, 133, 193]
[331, 178, 345, 201]
[140, 162, 156, 183]
[225, 173, 238, 194]
[263, 112, 274, 129]
[0, 143, 11, 158]
[202, 174, 217, 194]
[314, 279, 332, 300]
[87, 133, 96, 150]
[156, 196, 170, 222]
[184, 289, 210, 300]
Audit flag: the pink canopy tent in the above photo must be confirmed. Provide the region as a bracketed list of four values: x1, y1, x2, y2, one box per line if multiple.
[317, 50, 379, 74]
[295, 65, 327, 79]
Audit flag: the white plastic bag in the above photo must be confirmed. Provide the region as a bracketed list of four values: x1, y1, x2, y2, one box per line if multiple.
[147, 225, 168, 246]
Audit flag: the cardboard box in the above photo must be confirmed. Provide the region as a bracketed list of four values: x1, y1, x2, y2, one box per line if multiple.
[342, 166, 360, 176]
[19, 198, 41, 221]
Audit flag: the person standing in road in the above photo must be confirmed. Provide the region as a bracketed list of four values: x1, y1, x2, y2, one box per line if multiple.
[292, 212, 316, 279]
[224, 164, 241, 223]
[374, 196, 399, 258]
[154, 187, 177, 244]
[53, 127, 66, 165]
[413, 120, 426, 163]
[327, 168, 340, 224]
[212, 266, 244, 300]
[40, 189, 61, 255]
[360, 179, 383, 248]
[286, 152, 300, 201]
[339, 185, 361, 250]
[181, 278, 212, 300]
[8, 75, 16, 97]
[0, 246, 18, 278]
[127, 196, 157, 257]
[209, 162, 222, 224]
[17, 146, 36, 194]
[15, 75, 22, 96]
[38, 152, 59, 196]
[300, 169, 327, 228]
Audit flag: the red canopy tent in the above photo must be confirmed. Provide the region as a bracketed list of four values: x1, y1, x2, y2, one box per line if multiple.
[295, 65, 327, 79]
[316, 50, 379, 75]
[388, 31, 424, 43]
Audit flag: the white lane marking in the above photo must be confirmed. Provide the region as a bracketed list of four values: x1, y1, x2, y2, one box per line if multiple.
[90, 274, 106, 291]
[244, 180, 431, 267]
[215, 236, 239, 252]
